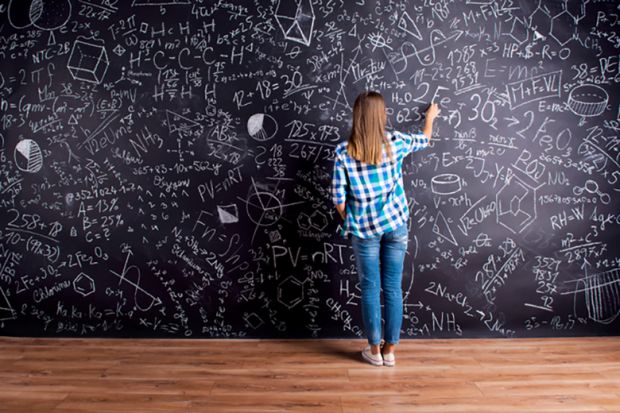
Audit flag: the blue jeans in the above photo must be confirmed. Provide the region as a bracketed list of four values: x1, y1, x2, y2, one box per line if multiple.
[351, 223, 408, 346]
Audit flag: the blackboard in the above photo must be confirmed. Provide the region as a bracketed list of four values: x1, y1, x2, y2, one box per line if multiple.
[0, 0, 619, 339]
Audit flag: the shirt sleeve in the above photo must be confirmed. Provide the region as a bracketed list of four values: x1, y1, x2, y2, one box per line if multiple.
[394, 131, 429, 156]
[331, 151, 347, 205]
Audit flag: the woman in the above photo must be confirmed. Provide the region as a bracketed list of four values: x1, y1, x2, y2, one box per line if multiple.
[331, 91, 439, 366]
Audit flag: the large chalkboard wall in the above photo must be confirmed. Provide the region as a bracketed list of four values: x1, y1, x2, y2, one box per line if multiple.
[0, 0, 618, 339]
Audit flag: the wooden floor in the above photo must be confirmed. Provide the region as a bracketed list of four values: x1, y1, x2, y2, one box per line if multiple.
[0, 336, 619, 412]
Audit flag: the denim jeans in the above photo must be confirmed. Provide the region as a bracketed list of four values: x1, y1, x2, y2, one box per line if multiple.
[351, 223, 408, 346]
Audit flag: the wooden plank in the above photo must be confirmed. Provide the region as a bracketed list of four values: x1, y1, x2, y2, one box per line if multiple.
[341, 394, 618, 413]
[0, 337, 617, 413]
[189, 395, 343, 413]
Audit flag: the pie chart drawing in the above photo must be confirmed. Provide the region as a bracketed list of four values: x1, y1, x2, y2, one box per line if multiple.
[247, 113, 278, 141]
[14, 139, 43, 173]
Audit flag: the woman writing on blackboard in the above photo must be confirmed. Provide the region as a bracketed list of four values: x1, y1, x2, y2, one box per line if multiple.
[331, 91, 439, 366]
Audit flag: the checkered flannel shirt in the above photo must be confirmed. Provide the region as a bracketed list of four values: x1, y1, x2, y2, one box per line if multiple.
[331, 130, 429, 239]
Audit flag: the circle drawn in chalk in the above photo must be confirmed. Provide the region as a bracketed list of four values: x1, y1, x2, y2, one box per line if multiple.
[14, 139, 43, 173]
[247, 114, 278, 141]
[431, 173, 461, 195]
[573, 179, 610, 205]
[567, 84, 608, 119]
[246, 191, 283, 226]
[30, 0, 72, 31]
[8, 0, 35, 29]
[8, 0, 71, 31]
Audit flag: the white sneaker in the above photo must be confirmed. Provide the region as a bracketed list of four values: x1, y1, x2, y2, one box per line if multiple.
[382, 351, 395, 367]
[361, 345, 383, 366]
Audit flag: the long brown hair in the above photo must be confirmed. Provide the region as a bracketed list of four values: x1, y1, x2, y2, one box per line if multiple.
[347, 91, 392, 165]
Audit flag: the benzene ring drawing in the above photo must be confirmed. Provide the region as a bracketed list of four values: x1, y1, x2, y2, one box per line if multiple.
[277, 276, 305, 309]
[275, 0, 315, 46]
[73, 272, 95, 297]
[496, 174, 537, 234]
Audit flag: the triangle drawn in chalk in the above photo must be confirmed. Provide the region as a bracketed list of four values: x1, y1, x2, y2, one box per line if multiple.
[165, 110, 202, 135]
[0, 287, 15, 321]
[398, 11, 422, 41]
[348, 24, 357, 37]
[432, 210, 457, 246]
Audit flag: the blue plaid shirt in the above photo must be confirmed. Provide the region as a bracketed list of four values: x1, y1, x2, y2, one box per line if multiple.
[331, 130, 429, 239]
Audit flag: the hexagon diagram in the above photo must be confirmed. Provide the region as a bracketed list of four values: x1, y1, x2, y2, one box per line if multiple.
[507, 17, 528, 44]
[565, 0, 588, 23]
[277, 276, 304, 309]
[496, 174, 537, 234]
[528, 4, 551, 40]
[550, 10, 575, 46]
[73, 272, 95, 297]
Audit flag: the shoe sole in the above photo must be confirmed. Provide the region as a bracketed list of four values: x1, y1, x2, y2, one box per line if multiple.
[383, 359, 395, 367]
[361, 351, 383, 366]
